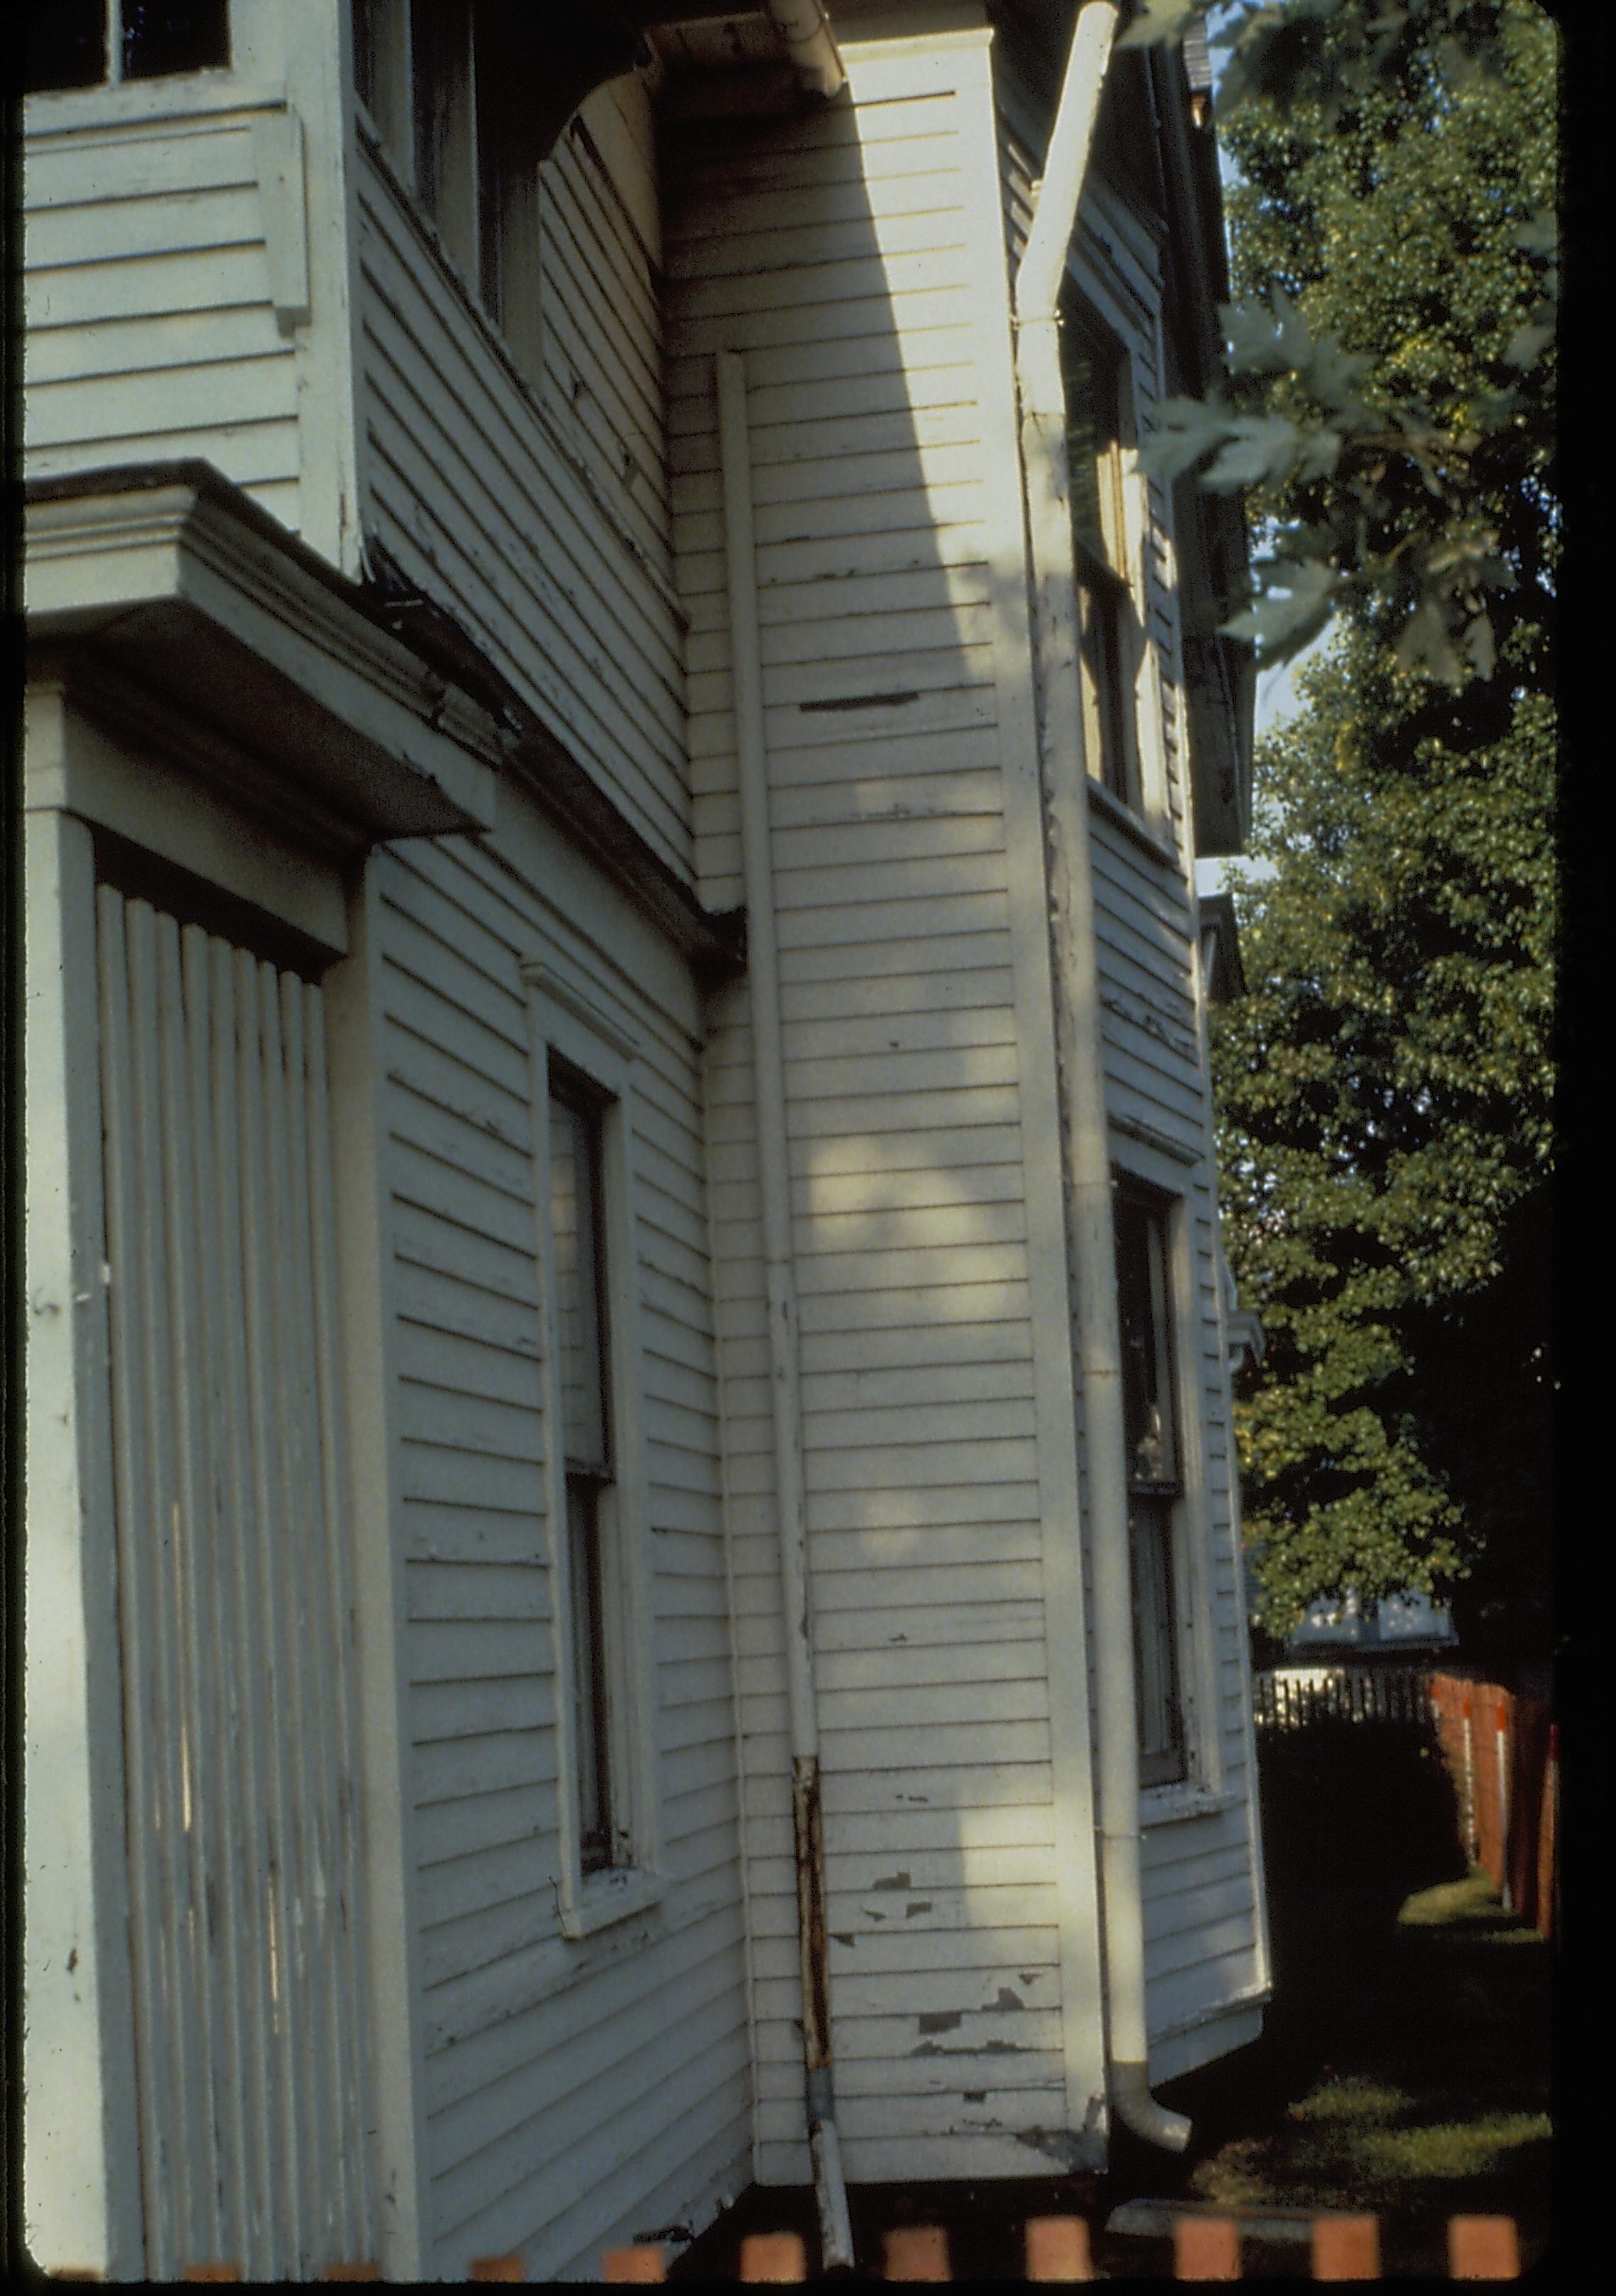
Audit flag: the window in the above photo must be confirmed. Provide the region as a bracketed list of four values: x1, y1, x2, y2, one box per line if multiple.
[549, 1071, 616, 1873]
[1065, 311, 1143, 811]
[525, 964, 658, 1934]
[1114, 1182, 1186, 1787]
[352, 0, 542, 382]
[23, 0, 229, 93]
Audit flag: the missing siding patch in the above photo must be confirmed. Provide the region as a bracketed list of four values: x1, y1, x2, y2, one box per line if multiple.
[798, 690, 920, 714]
[917, 2009, 963, 2035]
[905, 1901, 933, 1918]
[872, 1872, 912, 1892]
[831, 1932, 857, 1948]
[992, 1987, 1024, 2012]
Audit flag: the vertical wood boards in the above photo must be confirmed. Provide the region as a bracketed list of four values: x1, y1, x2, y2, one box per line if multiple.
[94, 887, 377, 2280]
[370, 816, 750, 2281]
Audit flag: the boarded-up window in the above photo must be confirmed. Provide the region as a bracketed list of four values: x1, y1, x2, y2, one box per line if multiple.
[95, 888, 376, 2279]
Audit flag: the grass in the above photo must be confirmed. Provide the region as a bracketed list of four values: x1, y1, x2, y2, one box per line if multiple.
[675, 1726, 1553, 2280]
[1134, 1741, 1555, 2280]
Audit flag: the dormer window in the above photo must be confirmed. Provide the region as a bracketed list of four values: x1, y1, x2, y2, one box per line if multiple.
[352, 0, 543, 384]
[23, 0, 230, 93]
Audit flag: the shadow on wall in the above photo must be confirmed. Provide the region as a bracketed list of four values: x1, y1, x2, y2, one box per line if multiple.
[1257, 1718, 1468, 1967]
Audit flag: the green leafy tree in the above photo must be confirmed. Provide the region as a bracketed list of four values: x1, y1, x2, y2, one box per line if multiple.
[1214, 639, 1554, 1655]
[1128, 0, 1558, 684]
[1132, 0, 1559, 1656]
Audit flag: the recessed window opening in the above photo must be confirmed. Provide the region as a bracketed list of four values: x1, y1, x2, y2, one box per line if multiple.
[1115, 1182, 1187, 1788]
[1065, 309, 1143, 811]
[353, 0, 543, 383]
[549, 1066, 617, 1874]
[23, 0, 230, 93]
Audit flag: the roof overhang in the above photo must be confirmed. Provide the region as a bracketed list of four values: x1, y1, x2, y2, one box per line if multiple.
[533, 4, 844, 142]
[25, 463, 499, 848]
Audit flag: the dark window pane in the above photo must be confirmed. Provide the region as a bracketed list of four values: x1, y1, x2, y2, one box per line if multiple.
[568, 1478, 613, 1872]
[123, 0, 230, 79]
[23, 0, 106, 93]
[1130, 1497, 1184, 1785]
[550, 1086, 610, 1473]
[352, 0, 378, 108]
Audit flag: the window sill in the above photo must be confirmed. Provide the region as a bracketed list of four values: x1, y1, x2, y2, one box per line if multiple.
[23, 72, 281, 135]
[1140, 1779, 1236, 1828]
[559, 1865, 665, 1941]
[1087, 774, 1182, 872]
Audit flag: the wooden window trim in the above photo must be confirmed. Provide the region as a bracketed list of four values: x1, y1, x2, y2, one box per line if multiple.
[352, 0, 543, 386]
[524, 966, 661, 1939]
[1063, 297, 1149, 818]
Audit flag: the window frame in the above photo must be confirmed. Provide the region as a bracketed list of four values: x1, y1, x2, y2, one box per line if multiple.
[1110, 1154, 1226, 1817]
[524, 961, 661, 1938]
[22, 0, 232, 94]
[351, 0, 543, 386]
[1060, 283, 1170, 838]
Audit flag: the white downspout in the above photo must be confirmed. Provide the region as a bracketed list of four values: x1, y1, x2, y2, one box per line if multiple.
[765, 1, 846, 99]
[715, 349, 856, 2270]
[1012, 0, 1191, 2154]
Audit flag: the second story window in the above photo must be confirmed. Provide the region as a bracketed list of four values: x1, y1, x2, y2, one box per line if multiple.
[1065, 311, 1144, 813]
[353, 0, 542, 384]
[23, 0, 230, 94]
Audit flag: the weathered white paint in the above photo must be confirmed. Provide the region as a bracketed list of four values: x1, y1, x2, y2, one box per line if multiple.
[373, 814, 750, 2280]
[322, 862, 433, 2280]
[94, 886, 377, 2279]
[23, 799, 144, 2280]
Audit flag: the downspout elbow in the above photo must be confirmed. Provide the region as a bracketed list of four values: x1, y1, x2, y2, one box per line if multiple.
[765, 1, 846, 99]
[1111, 2059, 1192, 2154]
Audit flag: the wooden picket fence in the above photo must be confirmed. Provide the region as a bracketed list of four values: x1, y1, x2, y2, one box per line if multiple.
[56, 2210, 1522, 2281]
[1252, 1665, 1557, 1942]
[1427, 1674, 1557, 1941]
[1252, 1665, 1432, 1728]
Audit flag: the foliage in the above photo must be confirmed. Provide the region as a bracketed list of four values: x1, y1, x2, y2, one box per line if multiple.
[1162, 0, 1559, 1653]
[1213, 636, 1555, 1644]
[1127, 0, 1558, 684]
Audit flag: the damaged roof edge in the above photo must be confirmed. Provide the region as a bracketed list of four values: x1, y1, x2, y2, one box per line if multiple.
[23, 462, 746, 984]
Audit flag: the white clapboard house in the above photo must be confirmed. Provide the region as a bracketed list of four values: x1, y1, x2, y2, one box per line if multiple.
[22, 1, 1269, 2279]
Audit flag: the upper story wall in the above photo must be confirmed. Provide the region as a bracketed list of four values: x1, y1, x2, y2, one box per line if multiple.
[21, 0, 359, 565]
[23, 0, 697, 889]
[352, 18, 693, 882]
